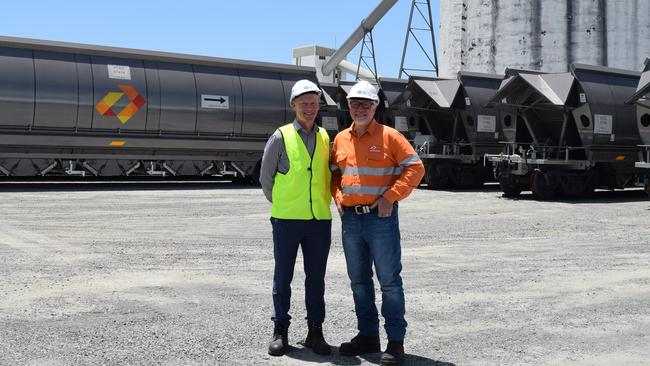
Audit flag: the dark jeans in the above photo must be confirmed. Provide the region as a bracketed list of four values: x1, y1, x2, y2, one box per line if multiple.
[341, 204, 407, 341]
[271, 218, 331, 326]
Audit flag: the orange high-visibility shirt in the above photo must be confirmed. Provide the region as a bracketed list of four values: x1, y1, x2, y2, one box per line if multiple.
[330, 120, 424, 206]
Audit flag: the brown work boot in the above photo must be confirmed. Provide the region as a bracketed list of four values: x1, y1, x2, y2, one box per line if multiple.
[303, 321, 331, 355]
[380, 340, 405, 365]
[338, 333, 381, 356]
[268, 323, 289, 356]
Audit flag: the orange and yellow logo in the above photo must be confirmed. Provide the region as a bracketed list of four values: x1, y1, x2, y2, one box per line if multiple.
[95, 84, 145, 124]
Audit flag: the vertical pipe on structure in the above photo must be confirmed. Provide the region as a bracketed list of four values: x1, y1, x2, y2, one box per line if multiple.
[440, 0, 464, 77]
[541, 0, 568, 72]
[599, 0, 607, 66]
[494, 0, 534, 72]
[490, 0, 498, 72]
[570, 0, 605, 66]
[629, 0, 639, 69]
[635, 0, 650, 70]
[605, 0, 620, 68]
[459, 0, 468, 73]
[464, 0, 496, 73]
[530, 0, 542, 70]
[595, 0, 650, 70]
[566, 0, 573, 69]
[493, 0, 503, 73]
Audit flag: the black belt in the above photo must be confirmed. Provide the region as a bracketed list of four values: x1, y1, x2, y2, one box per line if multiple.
[345, 202, 398, 215]
[346, 205, 374, 215]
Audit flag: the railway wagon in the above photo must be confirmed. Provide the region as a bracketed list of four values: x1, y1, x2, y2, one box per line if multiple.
[626, 57, 650, 196]
[376, 77, 419, 140]
[326, 80, 356, 130]
[317, 82, 345, 140]
[396, 72, 512, 189]
[0, 36, 325, 180]
[325, 79, 418, 139]
[486, 64, 643, 199]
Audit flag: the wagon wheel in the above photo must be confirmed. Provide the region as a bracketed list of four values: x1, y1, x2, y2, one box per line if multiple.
[530, 170, 558, 200]
[580, 170, 597, 198]
[498, 175, 521, 198]
[451, 164, 485, 189]
[249, 160, 262, 185]
[469, 164, 488, 189]
[425, 162, 451, 190]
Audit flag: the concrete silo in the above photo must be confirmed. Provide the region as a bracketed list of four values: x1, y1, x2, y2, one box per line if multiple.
[440, 0, 650, 77]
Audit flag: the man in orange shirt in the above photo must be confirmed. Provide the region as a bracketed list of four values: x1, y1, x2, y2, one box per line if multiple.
[331, 81, 424, 366]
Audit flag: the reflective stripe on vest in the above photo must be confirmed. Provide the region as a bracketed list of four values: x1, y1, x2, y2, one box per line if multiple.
[271, 124, 332, 220]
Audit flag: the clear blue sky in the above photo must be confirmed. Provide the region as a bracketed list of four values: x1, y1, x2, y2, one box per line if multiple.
[0, 0, 440, 79]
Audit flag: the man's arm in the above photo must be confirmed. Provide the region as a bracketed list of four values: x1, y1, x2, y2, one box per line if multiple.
[381, 132, 425, 204]
[260, 131, 283, 203]
[329, 138, 344, 216]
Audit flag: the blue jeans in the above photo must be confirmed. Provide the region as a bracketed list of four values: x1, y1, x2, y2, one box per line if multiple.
[271, 218, 331, 326]
[341, 204, 407, 341]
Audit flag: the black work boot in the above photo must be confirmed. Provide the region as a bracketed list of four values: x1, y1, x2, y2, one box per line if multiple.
[268, 323, 289, 356]
[303, 321, 331, 355]
[339, 333, 381, 356]
[380, 341, 405, 365]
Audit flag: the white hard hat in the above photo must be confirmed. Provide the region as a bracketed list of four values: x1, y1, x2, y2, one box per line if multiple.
[290, 79, 321, 102]
[346, 80, 379, 102]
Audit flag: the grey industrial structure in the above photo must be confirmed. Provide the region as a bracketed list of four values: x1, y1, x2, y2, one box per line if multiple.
[440, 0, 650, 77]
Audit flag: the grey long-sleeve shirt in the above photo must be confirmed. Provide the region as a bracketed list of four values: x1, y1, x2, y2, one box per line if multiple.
[260, 120, 321, 203]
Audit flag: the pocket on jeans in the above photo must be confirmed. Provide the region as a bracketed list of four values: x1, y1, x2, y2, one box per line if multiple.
[377, 214, 394, 221]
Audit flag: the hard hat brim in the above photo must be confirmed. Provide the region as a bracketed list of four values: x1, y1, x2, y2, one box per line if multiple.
[347, 96, 378, 101]
[292, 90, 321, 101]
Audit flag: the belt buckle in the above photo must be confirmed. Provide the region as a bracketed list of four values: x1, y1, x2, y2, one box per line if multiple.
[354, 205, 370, 214]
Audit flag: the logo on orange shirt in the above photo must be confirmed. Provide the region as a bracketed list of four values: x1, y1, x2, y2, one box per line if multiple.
[369, 145, 381, 153]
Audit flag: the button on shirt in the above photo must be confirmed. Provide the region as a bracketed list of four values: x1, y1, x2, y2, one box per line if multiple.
[260, 120, 320, 203]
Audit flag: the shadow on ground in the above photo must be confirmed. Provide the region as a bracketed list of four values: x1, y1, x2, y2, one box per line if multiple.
[498, 188, 648, 204]
[0, 179, 258, 192]
[285, 345, 456, 365]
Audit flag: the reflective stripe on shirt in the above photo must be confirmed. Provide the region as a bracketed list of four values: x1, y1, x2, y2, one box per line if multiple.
[399, 154, 421, 167]
[341, 185, 390, 195]
[342, 166, 403, 176]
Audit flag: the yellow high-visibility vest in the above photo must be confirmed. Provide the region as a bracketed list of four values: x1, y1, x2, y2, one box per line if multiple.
[271, 124, 332, 220]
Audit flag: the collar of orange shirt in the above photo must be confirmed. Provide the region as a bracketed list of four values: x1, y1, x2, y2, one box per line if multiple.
[345, 119, 380, 139]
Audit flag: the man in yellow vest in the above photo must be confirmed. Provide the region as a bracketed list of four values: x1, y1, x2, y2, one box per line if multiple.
[260, 79, 332, 357]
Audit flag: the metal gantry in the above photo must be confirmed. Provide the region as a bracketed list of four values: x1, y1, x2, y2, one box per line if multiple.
[356, 31, 379, 82]
[399, 0, 439, 78]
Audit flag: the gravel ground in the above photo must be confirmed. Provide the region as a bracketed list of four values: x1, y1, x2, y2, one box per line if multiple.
[0, 182, 649, 366]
